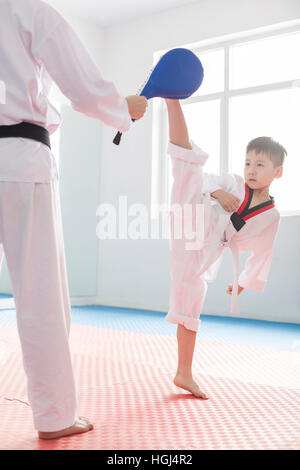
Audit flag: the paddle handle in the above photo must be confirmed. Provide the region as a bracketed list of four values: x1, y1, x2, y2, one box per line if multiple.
[113, 67, 153, 146]
[113, 131, 122, 146]
[113, 118, 136, 146]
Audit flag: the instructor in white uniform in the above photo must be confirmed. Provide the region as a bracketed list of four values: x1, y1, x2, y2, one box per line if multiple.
[0, 0, 147, 439]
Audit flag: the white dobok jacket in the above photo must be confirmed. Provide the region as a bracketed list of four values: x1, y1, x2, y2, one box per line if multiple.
[168, 141, 281, 315]
[0, 0, 131, 182]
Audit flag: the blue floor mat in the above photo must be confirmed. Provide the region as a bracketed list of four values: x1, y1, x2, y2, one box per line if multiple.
[0, 303, 299, 351]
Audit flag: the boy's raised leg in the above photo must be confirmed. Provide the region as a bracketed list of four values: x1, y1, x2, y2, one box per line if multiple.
[165, 99, 192, 150]
[165, 99, 208, 400]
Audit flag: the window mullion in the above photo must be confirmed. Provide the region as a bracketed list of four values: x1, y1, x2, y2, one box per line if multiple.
[228, 80, 297, 97]
[192, 21, 300, 55]
[162, 106, 169, 208]
[220, 45, 230, 174]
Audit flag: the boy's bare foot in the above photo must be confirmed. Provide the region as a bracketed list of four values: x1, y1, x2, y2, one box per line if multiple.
[174, 374, 209, 399]
[38, 417, 93, 440]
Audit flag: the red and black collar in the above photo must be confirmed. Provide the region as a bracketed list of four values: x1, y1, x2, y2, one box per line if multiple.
[230, 183, 275, 232]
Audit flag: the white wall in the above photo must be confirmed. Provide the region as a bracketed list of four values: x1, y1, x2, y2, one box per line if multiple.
[97, 0, 300, 323]
[57, 16, 106, 299]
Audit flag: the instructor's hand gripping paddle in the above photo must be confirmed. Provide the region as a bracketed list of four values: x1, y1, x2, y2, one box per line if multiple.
[113, 48, 204, 145]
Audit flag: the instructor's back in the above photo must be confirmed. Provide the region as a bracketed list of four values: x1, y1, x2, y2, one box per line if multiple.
[0, 0, 147, 440]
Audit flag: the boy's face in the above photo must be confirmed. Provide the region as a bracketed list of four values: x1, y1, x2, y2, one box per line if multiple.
[244, 150, 283, 190]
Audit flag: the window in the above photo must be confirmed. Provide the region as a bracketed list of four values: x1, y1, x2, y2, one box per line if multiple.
[153, 24, 300, 214]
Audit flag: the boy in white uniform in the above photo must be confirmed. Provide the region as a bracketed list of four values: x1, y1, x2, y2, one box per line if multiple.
[0, 0, 147, 439]
[165, 99, 285, 399]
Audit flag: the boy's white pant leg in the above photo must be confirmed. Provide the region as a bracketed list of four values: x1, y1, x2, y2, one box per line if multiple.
[0, 180, 77, 432]
[166, 142, 210, 333]
[167, 253, 208, 332]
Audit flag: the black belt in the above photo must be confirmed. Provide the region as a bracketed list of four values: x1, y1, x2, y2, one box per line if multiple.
[0, 122, 51, 149]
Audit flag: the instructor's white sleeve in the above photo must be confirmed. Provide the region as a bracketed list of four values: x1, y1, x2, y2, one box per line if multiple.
[31, 5, 131, 133]
[238, 215, 280, 292]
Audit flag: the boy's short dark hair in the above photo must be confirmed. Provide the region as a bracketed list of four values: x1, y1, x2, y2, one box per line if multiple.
[246, 136, 287, 167]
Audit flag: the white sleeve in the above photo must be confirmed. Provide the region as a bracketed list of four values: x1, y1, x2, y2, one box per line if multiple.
[238, 216, 280, 291]
[202, 172, 241, 196]
[31, 3, 131, 133]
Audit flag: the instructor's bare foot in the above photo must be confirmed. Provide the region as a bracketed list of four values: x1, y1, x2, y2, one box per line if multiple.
[38, 417, 93, 440]
[174, 374, 209, 399]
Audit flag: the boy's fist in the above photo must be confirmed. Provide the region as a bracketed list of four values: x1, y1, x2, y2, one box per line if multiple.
[211, 189, 241, 212]
[227, 284, 244, 295]
[126, 96, 148, 120]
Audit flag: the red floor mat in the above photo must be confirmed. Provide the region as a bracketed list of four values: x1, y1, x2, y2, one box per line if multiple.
[0, 324, 299, 450]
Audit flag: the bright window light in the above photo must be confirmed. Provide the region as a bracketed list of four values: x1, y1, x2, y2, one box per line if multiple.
[229, 87, 300, 212]
[154, 24, 300, 214]
[230, 31, 300, 89]
[195, 48, 224, 96]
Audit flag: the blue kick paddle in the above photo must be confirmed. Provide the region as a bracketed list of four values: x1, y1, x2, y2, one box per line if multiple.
[113, 48, 204, 145]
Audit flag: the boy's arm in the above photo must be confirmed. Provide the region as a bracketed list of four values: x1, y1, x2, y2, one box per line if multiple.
[202, 173, 242, 212]
[211, 188, 241, 212]
[238, 216, 281, 291]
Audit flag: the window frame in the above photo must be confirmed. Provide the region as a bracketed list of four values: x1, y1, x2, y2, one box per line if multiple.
[151, 20, 300, 217]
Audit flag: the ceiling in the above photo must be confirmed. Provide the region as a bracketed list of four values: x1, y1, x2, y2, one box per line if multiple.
[45, 0, 200, 27]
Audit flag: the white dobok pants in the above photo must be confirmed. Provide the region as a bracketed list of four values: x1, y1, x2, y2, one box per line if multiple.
[0, 180, 77, 432]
